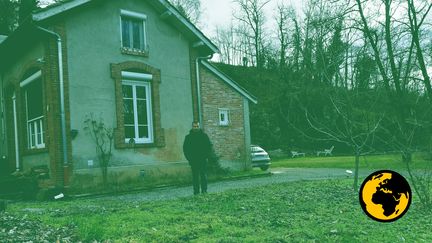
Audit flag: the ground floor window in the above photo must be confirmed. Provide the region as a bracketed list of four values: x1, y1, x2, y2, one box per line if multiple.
[21, 70, 45, 149]
[219, 108, 230, 126]
[122, 71, 153, 144]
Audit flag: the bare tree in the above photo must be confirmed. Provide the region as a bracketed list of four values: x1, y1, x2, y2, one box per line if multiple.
[275, 3, 295, 69]
[355, 0, 432, 208]
[214, 22, 254, 66]
[83, 114, 114, 187]
[215, 25, 235, 65]
[170, 0, 201, 24]
[304, 90, 384, 191]
[406, 0, 432, 101]
[354, 0, 432, 151]
[233, 0, 270, 68]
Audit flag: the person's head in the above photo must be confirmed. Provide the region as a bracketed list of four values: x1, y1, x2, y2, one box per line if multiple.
[192, 121, 200, 131]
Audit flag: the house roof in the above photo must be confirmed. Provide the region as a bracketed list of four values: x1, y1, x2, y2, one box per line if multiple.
[31, 0, 219, 55]
[0, 35, 7, 44]
[201, 61, 258, 104]
[0, 24, 48, 69]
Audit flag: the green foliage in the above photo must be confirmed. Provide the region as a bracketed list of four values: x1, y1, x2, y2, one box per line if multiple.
[7, 179, 432, 241]
[17, 0, 38, 24]
[0, 0, 41, 34]
[212, 63, 282, 149]
[354, 53, 377, 90]
[214, 58, 432, 156]
[0, 0, 18, 34]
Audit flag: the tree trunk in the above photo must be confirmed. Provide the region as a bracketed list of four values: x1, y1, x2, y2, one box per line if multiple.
[102, 165, 108, 187]
[402, 149, 412, 163]
[354, 149, 360, 192]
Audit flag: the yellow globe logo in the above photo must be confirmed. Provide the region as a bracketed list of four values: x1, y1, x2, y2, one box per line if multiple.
[359, 170, 412, 222]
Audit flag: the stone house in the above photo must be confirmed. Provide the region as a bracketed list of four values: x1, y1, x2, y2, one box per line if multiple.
[0, 0, 257, 192]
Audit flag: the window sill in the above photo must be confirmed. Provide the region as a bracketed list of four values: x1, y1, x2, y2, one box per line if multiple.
[23, 147, 49, 156]
[121, 47, 149, 57]
[115, 142, 164, 149]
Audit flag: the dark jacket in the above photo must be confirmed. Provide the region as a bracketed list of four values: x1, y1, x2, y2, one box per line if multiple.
[183, 129, 212, 164]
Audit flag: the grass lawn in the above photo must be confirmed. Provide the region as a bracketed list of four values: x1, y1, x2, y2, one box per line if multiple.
[272, 153, 431, 170]
[6, 178, 432, 242]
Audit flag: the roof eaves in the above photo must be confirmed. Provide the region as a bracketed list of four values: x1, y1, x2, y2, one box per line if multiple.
[31, 0, 219, 54]
[155, 0, 219, 54]
[201, 61, 258, 104]
[32, 0, 91, 21]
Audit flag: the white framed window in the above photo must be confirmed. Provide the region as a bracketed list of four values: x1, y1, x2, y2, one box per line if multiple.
[21, 71, 45, 149]
[120, 9, 147, 51]
[219, 108, 230, 126]
[122, 71, 153, 144]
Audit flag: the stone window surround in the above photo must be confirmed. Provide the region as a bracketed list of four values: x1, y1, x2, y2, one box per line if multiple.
[111, 61, 165, 149]
[15, 60, 49, 156]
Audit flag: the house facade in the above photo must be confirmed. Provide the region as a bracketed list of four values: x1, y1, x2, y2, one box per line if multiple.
[0, 0, 257, 193]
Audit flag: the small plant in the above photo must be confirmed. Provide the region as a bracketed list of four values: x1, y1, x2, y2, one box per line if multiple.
[83, 113, 114, 186]
[406, 153, 432, 210]
[208, 147, 229, 175]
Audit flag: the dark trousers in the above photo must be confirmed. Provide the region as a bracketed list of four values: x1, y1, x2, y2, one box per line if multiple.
[190, 160, 207, 195]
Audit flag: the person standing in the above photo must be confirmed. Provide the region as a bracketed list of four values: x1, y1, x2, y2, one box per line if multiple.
[183, 121, 212, 195]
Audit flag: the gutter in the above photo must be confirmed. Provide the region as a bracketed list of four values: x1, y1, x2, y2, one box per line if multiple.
[195, 54, 213, 126]
[0, 71, 5, 155]
[1, 64, 10, 167]
[12, 93, 19, 171]
[35, 26, 68, 169]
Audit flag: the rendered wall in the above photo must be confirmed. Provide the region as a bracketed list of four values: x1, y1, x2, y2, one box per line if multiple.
[61, 0, 195, 184]
[1, 2, 254, 193]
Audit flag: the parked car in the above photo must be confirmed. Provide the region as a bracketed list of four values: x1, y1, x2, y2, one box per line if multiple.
[250, 145, 271, 171]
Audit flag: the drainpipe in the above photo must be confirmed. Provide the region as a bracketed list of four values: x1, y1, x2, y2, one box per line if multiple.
[12, 93, 19, 171]
[36, 26, 68, 182]
[195, 54, 213, 126]
[0, 72, 5, 157]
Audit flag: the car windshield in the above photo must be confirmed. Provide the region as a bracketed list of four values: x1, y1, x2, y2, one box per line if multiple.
[251, 147, 265, 153]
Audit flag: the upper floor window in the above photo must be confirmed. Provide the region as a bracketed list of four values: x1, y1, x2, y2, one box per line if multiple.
[21, 70, 45, 149]
[120, 9, 147, 52]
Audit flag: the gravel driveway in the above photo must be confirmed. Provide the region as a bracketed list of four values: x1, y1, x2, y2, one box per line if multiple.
[100, 168, 373, 203]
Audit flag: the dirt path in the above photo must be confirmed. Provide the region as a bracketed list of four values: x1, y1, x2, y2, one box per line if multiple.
[100, 168, 374, 202]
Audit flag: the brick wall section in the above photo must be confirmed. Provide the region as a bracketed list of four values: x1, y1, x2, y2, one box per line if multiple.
[3, 46, 62, 187]
[43, 22, 73, 187]
[200, 66, 246, 163]
[54, 23, 73, 187]
[5, 81, 18, 172]
[188, 48, 199, 122]
[44, 36, 62, 187]
[2, 22, 71, 188]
